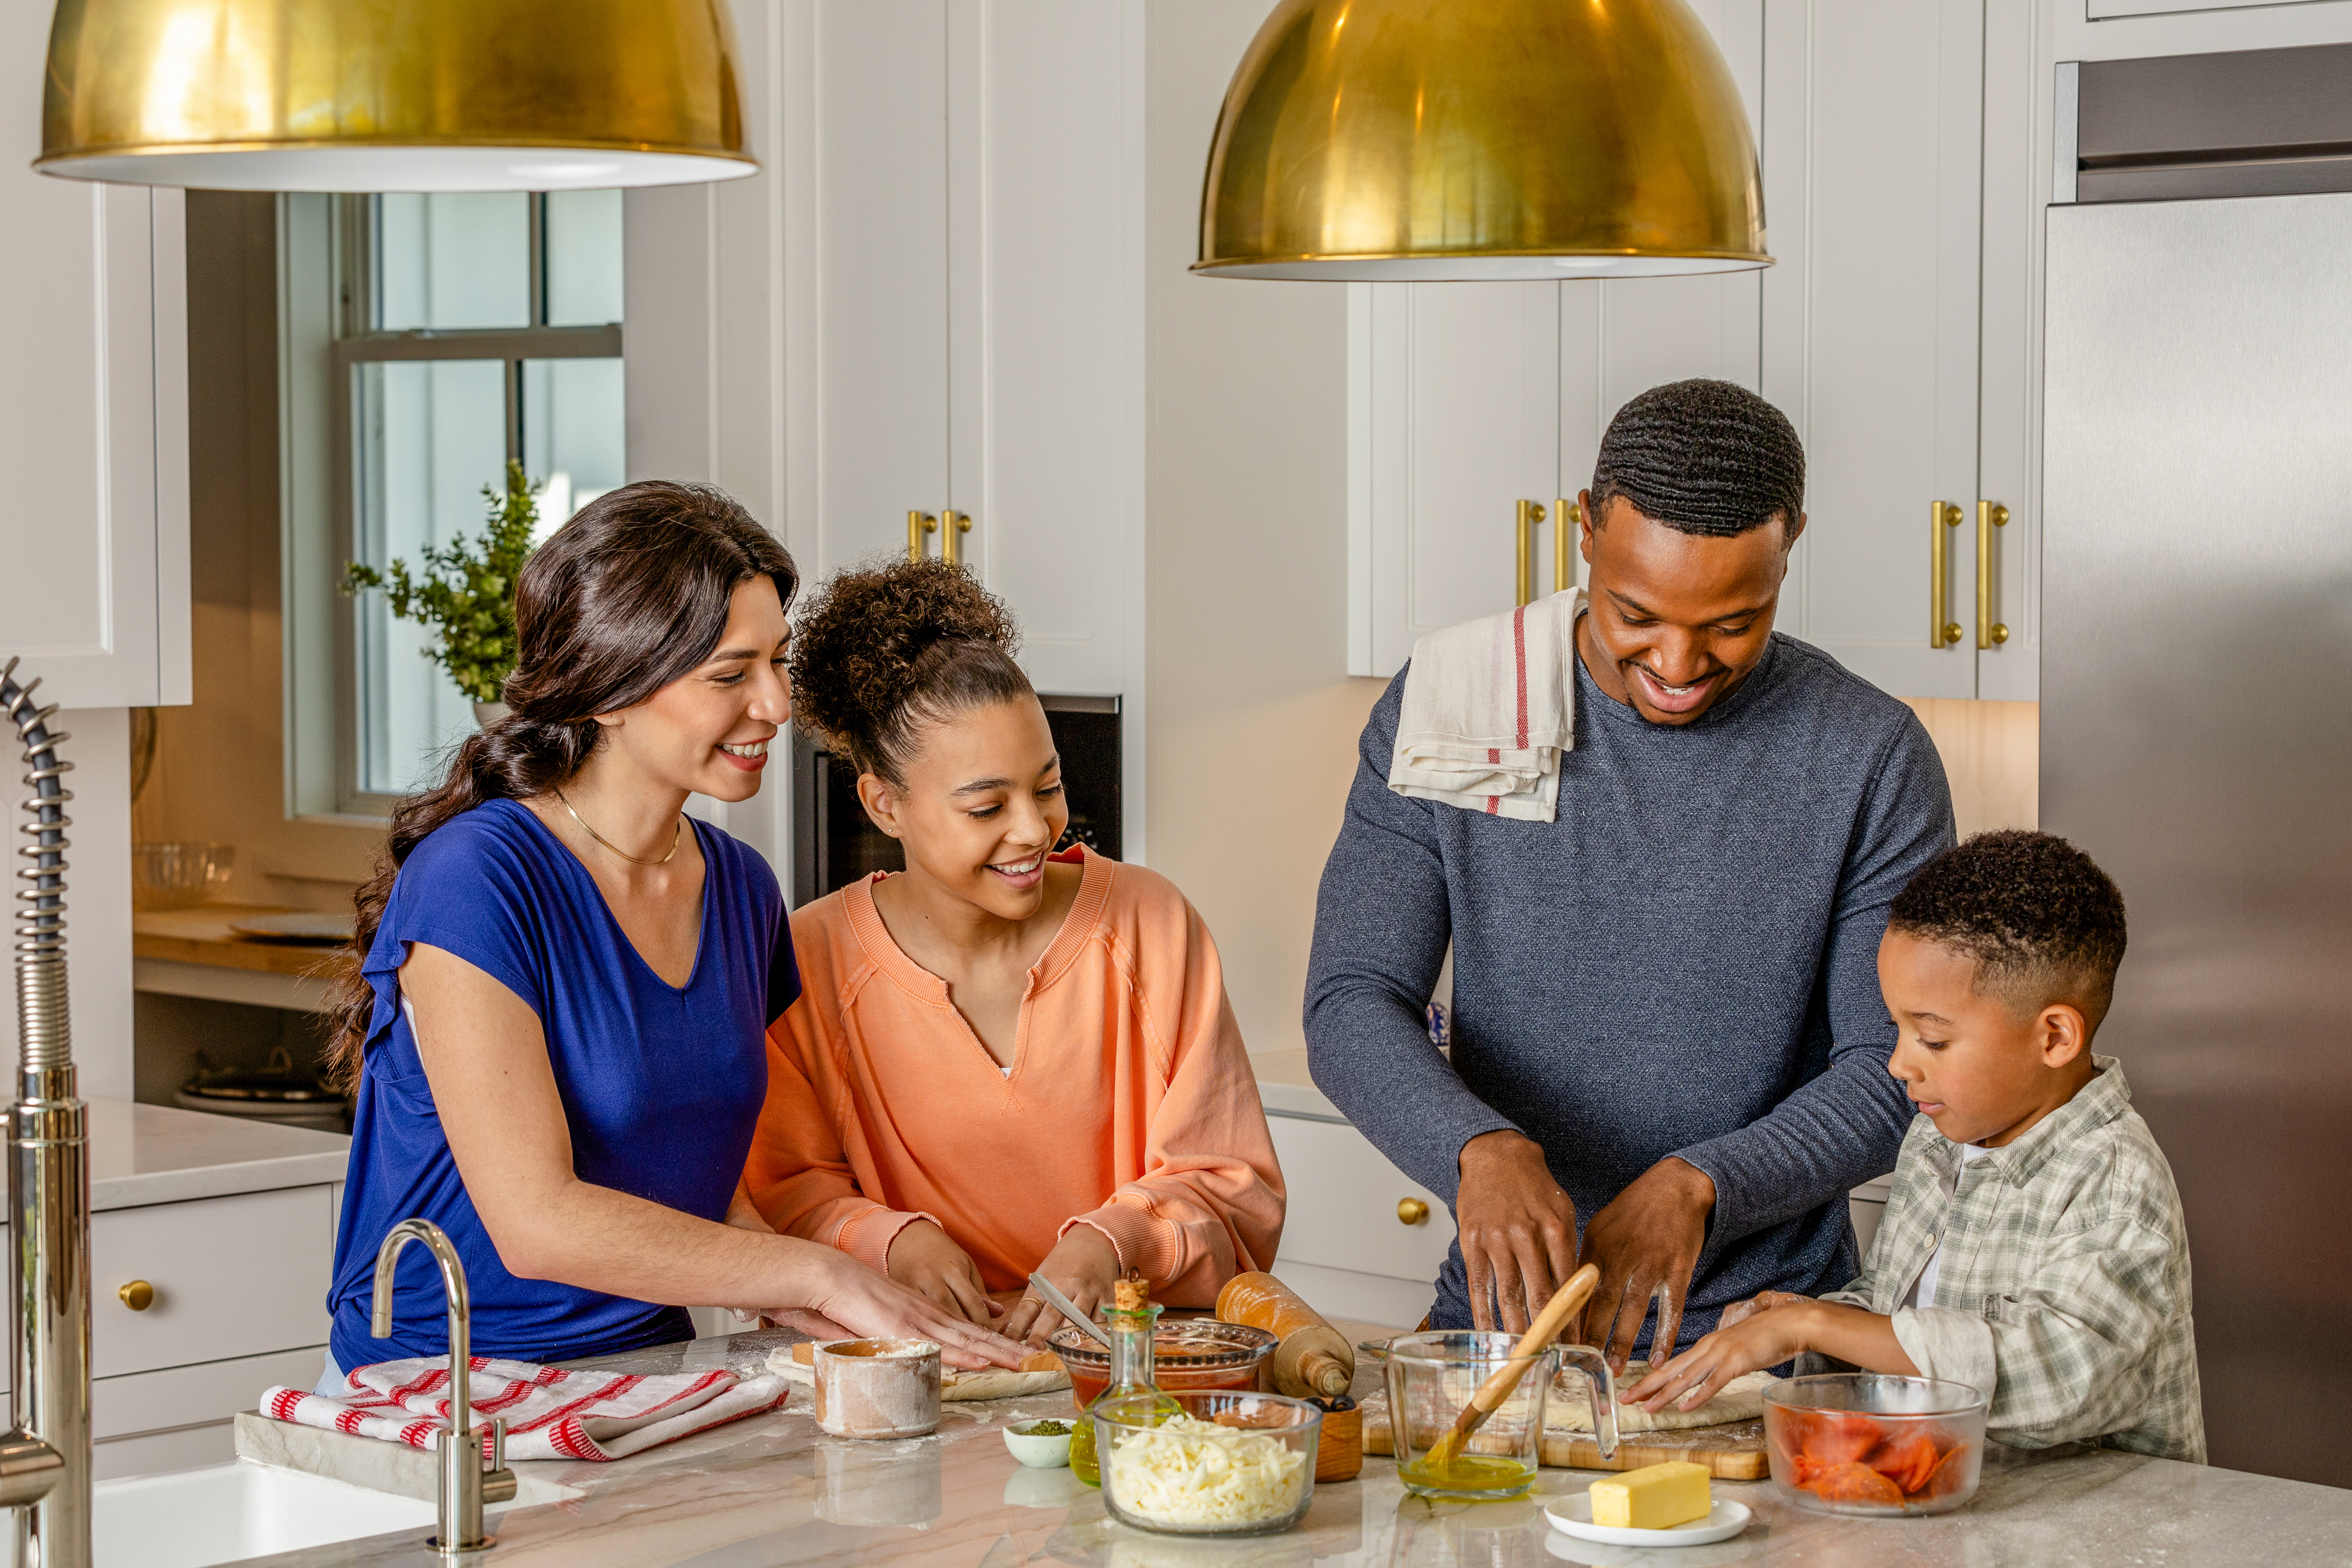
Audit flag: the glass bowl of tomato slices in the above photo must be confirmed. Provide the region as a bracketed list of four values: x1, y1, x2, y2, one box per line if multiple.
[1763, 1375, 1988, 1516]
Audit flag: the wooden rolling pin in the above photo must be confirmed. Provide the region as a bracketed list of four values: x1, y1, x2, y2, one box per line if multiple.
[1215, 1272, 1355, 1400]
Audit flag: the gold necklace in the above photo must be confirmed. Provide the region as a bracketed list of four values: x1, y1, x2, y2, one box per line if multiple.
[553, 788, 683, 866]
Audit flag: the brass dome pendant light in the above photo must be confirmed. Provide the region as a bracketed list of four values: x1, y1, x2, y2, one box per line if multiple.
[35, 0, 756, 191]
[1196, 0, 1768, 280]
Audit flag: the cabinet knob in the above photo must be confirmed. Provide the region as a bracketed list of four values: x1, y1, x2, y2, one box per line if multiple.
[118, 1280, 154, 1312]
[1397, 1198, 1429, 1226]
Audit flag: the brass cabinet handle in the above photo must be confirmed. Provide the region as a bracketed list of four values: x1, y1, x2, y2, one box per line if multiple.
[1515, 500, 1546, 607]
[906, 510, 938, 564]
[1554, 499, 1580, 594]
[940, 509, 972, 568]
[1976, 501, 2010, 648]
[118, 1280, 154, 1312]
[1397, 1198, 1430, 1226]
[1928, 501, 1964, 648]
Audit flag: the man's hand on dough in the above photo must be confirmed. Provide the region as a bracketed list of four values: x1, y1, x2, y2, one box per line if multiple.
[1574, 1156, 1715, 1371]
[1455, 1130, 1578, 1335]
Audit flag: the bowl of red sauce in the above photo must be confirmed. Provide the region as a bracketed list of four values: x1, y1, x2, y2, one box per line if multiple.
[1050, 1320, 1277, 1412]
[1763, 1374, 1988, 1516]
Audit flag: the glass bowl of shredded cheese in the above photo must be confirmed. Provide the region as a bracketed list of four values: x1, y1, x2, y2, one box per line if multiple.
[1095, 1389, 1321, 1536]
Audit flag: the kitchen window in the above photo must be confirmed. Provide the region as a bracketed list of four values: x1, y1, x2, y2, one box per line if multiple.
[281, 192, 625, 820]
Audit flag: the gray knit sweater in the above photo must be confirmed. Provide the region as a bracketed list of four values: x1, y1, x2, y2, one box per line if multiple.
[1305, 633, 1955, 1346]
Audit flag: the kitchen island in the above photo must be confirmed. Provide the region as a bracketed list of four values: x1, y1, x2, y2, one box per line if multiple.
[230, 1328, 2348, 1567]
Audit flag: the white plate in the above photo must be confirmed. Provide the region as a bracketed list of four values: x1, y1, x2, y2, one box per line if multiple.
[1543, 1495, 1751, 1547]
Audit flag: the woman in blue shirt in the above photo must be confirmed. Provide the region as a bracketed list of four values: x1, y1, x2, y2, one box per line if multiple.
[320, 481, 1025, 1385]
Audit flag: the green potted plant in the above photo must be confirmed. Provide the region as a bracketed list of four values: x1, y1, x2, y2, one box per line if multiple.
[342, 461, 542, 726]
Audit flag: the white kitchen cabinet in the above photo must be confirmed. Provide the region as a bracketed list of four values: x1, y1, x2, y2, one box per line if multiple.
[1266, 1112, 1451, 1329]
[1350, 0, 2043, 702]
[1348, 0, 1764, 678]
[785, 0, 1144, 703]
[0, 0, 189, 709]
[2062, 0, 2352, 62]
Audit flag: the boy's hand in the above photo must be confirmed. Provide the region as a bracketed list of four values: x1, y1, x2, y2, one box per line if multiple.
[1621, 1296, 1816, 1414]
[1717, 1289, 1810, 1330]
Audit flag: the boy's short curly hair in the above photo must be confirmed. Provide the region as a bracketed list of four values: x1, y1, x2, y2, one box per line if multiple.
[1888, 830, 2129, 1021]
[788, 555, 1031, 785]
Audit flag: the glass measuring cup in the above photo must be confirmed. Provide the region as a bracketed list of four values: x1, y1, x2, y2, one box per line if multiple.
[1384, 1331, 1619, 1500]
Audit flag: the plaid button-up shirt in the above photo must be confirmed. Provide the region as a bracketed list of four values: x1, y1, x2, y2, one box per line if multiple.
[1818, 1057, 2205, 1461]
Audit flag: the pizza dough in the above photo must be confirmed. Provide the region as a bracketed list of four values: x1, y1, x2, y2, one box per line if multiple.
[767, 1347, 1069, 1403]
[1546, 1360, 1775, 1433]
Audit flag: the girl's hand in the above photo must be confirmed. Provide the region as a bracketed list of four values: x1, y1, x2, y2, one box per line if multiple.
[999, 1224, 1123, 1345]
[1622, 1298, 1817, 1415]
[805, 1250, 1028, 1371]
[887, 1220, 998, 1326]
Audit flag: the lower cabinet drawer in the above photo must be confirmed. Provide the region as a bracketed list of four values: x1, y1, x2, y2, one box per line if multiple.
[92, 1186, 336, 1380]
[1269, 1114, 1456, 1283]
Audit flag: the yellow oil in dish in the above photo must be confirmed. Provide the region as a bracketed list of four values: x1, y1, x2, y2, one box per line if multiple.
[1397, 1452, 1537, 1498]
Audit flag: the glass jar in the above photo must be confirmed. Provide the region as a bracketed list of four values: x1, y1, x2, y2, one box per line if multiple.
[1383, 1330, 1618, 1500]
[1067, 1303, 1184, 1488]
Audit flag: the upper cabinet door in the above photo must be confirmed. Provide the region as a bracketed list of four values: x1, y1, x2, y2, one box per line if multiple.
[809, 0, 953, 575]
[1764, 0, 1986, 699]
[946, 0, 1139, 698]
[1354, 281, 1564, 677]
[0, 5, 189, 710]
[1349, 1, 1763, 680]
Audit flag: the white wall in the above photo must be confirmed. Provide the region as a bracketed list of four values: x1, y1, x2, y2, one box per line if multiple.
[6, 707, 133, 1100]
[1143, 0, 1389, 1059]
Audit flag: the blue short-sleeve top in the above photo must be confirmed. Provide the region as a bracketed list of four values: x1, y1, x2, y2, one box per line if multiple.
[326, 798, 798, 1371]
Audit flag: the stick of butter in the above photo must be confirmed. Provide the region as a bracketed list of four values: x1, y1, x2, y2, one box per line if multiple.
[1589, 1461, 1711, 1530]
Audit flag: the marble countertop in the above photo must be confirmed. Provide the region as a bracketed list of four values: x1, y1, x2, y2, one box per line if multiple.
[84, 1098, 349, 1210]
[231, 1329, 2352, 1568]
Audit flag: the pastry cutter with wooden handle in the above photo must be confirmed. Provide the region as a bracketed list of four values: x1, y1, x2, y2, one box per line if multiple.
[1425, 1263, 1600, 1470]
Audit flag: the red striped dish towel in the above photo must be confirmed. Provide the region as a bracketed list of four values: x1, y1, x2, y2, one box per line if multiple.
[1389, 588, 1582, 821]
[261, 1356, 790, 1463]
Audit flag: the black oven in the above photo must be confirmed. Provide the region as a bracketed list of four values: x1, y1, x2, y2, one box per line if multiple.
[790, 695, 1122, 908]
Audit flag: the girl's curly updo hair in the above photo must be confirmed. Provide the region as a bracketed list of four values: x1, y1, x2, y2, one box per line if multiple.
[789, 557, 1032, 786]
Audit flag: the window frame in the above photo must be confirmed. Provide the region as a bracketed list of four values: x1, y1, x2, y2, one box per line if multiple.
[282, 193, 623, 822]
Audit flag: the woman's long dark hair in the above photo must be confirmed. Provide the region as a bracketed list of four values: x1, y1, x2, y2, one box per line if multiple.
[325, 481, 798, 1088]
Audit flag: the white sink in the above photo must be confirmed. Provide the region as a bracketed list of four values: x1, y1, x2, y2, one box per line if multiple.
[95, 1460, 438, 1568]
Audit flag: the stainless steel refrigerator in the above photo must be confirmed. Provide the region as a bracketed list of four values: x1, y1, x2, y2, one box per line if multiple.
[2044, 43, 2352, 1488]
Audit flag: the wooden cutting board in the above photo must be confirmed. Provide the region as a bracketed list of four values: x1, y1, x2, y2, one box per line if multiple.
[1359, 1390, 1768, 1479]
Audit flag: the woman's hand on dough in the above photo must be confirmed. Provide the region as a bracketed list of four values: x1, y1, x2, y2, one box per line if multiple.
[805, 1248, 1027, 1371]
[887, 1220, 998, 1326]
[999, 1224, 1123, 1346]
[1621, 1300, 1815, 1415]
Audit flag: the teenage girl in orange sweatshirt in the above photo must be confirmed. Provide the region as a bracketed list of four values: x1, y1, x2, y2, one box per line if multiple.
[741, 558, 1285, 1343]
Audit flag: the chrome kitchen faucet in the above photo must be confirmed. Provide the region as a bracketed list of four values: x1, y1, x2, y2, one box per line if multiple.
[0, 658, 88, 1568]
[372, 1218, 518, 1554]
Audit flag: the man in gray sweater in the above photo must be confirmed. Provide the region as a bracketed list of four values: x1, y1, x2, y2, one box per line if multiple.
[1306, 380, 1954, 1365]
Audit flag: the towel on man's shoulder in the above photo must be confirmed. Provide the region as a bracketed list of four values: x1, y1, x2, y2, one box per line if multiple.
[1387, 587, 1582, 822]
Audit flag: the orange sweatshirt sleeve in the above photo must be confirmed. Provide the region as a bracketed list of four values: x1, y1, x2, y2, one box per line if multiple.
[744, 995, 938, 1276]
[1062, 894, 1287, 1305]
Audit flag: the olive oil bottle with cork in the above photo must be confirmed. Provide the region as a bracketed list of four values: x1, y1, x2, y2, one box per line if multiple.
[1070, 1275, 1182, 1488]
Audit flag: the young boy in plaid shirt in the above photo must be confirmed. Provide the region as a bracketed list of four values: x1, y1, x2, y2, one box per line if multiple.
[1623, 830, 2205, 1461]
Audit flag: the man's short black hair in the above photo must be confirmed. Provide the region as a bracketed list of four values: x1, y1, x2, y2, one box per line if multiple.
[1590, 379, 1805, 538]
[1888, 830, 2129, 1021]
